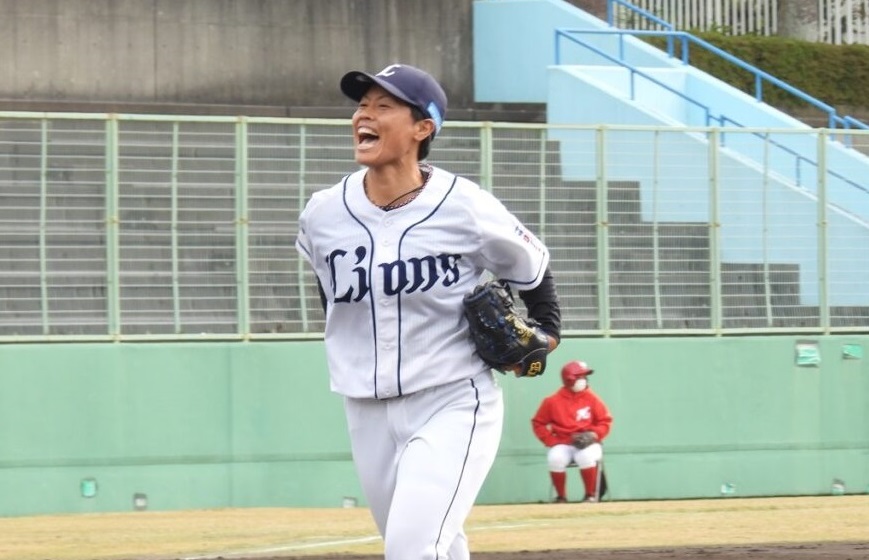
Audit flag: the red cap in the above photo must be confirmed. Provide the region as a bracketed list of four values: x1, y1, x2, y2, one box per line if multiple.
[561, 360, 594, 388]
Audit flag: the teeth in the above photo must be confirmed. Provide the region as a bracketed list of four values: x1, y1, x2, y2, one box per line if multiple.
[358, 126, 376, 135]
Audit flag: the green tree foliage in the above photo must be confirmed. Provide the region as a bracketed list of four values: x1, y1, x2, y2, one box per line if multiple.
[646, 33, 869, 111]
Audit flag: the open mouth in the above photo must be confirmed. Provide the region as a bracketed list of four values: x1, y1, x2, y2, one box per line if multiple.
[357, 126, 379, 148]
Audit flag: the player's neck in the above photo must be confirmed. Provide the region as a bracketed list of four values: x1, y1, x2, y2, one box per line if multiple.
[364, 162, 425, 208]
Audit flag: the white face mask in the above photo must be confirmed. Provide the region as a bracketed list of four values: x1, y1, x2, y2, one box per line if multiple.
[571, 378, 588, 392]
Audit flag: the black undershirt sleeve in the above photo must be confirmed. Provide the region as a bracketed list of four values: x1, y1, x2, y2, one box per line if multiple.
[518, 266, 562, 342]
[316, 280, 327, 313]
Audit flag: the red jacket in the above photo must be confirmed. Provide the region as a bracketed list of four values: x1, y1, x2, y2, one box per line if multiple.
[531, 386, 613, 447]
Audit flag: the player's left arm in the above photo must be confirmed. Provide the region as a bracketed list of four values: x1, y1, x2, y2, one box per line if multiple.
[518, 265, 561, 352]
[590, 395, 614, 440]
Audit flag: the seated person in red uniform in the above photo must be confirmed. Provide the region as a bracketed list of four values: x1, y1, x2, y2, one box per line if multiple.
[531, 360, 613, 502]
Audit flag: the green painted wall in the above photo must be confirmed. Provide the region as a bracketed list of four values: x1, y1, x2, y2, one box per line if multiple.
[488, 336, 869, 503]
[0, 336, 866, 515]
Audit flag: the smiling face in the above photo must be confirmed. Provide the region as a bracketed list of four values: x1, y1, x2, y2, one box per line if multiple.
[351, 85, 434, 169]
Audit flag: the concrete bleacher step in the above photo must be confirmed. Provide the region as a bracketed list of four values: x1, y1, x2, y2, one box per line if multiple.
[3, 121, 869, 333]
[721, 263, 802, 314]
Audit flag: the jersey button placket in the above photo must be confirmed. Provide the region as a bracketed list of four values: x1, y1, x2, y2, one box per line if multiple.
[373, 224, 400, 398]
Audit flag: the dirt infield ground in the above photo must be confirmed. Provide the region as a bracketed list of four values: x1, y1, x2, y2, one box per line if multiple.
[1, 496, 866, 560]
[293, 542, 869, 560]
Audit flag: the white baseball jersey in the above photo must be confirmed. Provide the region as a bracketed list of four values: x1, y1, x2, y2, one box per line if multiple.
[295, 165, 550, 399]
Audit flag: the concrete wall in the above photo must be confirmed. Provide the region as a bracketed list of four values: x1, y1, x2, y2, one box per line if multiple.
[1, 335, 866, 515]
[0, 0, 478, 114]
[473, 0, 675, 103]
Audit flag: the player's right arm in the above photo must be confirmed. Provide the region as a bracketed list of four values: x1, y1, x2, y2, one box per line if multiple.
[316, 280, 328, 313]
[531, 398, 558, 446]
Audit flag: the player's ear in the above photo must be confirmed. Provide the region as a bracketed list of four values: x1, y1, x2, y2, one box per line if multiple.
[414, 118, 436, 143]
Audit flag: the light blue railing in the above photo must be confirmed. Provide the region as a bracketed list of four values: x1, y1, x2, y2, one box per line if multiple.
[554, 29, 714, 126]
[607, 0, 675, 55]
[717, 114, 869, 196]
[554, 28, 869, 200]
[561, 27, 855, 131]
[606, 0, 869, 133]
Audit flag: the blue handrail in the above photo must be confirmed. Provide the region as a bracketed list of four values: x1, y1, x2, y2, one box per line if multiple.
[554, 29, 713, 126]
[554, 28, 869, 199]
[718, 114, 869, 196]
[606, 0, 675, 56]
[606, 0, 869, 134]
[842, 115, 869, 131]
[574, 28, 846, 129]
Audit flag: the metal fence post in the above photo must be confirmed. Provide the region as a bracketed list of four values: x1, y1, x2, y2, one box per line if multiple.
[480, 122, 493, 192]
[38, 120, 49, 335]
[105, 117, 121, 339]
[817, 130, 829, 332]
[297, 123, 310, 332]
[235, 118, 251, 339]
[596, 125, 611, 333]
[708, 127, 722, 333]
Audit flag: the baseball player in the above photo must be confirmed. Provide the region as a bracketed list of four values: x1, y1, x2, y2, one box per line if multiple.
[531, 360, 612, 503]
[295, 63, 561, 559]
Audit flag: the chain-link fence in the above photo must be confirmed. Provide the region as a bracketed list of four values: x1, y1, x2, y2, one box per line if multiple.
[1, 114, 867, 340]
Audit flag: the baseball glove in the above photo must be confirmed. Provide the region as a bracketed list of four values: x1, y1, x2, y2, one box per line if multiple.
[572, 430, 598, 449]
[462, 280, 550, 377]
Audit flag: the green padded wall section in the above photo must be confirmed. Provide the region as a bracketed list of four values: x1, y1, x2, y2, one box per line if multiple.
[485, 336, 868, 503]
[0, 336, 866, 515]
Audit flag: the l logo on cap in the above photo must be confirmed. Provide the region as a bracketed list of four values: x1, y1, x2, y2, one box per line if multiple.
[377, 64, 401, 77]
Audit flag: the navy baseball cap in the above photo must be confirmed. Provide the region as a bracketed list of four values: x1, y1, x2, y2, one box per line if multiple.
[340, 64, 447, 137]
